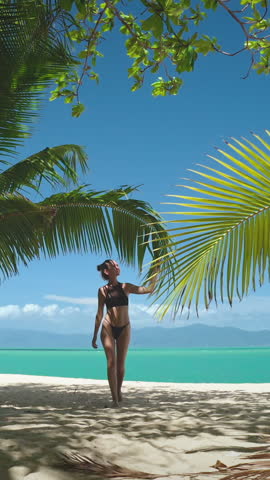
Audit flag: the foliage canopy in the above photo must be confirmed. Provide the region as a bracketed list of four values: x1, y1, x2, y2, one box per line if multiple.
[15, 0, 269, 114]
[0, 0, 174, 284]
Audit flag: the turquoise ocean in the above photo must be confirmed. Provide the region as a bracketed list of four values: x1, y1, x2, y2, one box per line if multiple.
[0, 347, 270, 383]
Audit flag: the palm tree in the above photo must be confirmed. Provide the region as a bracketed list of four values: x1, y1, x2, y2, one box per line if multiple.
[0, 0, 77, 156]
[0, 0, 174, 282]
[153, 131, 270, 318]
[0, 144, 172, 281]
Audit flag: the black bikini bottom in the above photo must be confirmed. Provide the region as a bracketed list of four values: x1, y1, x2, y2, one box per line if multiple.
[111, 323, 129, 340]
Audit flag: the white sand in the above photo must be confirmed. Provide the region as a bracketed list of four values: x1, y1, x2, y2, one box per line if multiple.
[0, 375, 270, 480]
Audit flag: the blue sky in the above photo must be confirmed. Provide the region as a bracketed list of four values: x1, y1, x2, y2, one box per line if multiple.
[2, 9, 270, 336]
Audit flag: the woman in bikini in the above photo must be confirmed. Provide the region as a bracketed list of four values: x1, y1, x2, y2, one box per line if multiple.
[92, 259, 158, 407]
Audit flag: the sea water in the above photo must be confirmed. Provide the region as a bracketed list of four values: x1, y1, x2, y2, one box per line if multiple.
[0, 347, 269, 383]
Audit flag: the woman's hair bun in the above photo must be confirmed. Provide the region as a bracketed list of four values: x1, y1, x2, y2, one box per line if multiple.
[96, 259, 112, 280]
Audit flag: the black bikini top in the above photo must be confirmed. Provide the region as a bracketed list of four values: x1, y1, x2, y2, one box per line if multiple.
[105, 282, 128, 310]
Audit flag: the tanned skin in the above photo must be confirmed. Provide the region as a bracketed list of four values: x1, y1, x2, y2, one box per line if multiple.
[92, 260, 158, 407]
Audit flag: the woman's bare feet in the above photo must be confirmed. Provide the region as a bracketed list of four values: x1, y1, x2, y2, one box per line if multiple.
[104, 400, 120, 408]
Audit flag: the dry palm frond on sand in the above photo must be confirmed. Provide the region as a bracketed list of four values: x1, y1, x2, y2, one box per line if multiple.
[59, 452, 160, 479]
[59, 448, 270, 479]
[211, 448, 270, 480]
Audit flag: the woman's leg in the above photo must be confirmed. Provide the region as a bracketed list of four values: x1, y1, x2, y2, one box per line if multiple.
[116, 325, 131, 401]
[101, 325, 118, 405]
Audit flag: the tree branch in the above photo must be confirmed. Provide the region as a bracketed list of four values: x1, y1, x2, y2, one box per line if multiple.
[217, 0, 250, 44]
[75, 7, 106, 101]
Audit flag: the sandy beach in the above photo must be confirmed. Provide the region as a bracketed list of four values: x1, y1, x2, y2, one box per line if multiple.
[0, 375, 270, 480]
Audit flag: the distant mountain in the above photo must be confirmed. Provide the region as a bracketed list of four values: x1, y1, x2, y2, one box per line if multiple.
[131, 324, 270, 348]
[1, 324, 270, 348]
[0, 330, 89, 349]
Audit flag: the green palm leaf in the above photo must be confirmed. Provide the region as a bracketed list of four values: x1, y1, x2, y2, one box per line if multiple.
[0, 0, 75, 157]
[0, 186, 173, 281]
[0, 2, 174, 285]
[0, 144, 88, 194]
[0, 194, 47, 278]
[39, 187, 172, 269]
[154, 130, 270, 318]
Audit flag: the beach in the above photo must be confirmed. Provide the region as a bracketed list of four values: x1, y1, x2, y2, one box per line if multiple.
[0, 375, 270, 480]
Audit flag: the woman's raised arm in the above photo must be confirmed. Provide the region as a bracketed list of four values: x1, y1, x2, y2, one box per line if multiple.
[124, 267, 159, 295]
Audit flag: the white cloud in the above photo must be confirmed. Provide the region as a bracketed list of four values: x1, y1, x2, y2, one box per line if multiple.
[0, 303, 83, 320]
[22, 304, 41, 315]
[128, 295, 270, 331]
[42, 304, 59, 317]
[0, 292, 269, 334]
[0, 302, 90, 334]
[0, 305, 20, 318]
[59, 306, 80, 316]
[44, 294, 97, 305]
[163, 295, 270, 331]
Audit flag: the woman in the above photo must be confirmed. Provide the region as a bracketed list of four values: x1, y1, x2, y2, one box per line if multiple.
[92, 259, 158, 407]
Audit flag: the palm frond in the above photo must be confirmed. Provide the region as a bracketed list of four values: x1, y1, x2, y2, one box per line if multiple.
[39, 187, 173, 272]
[59, 449, 270, 479]
[59, 452, 159, 478]
[0, 0, 76, 157]
[0, 144, 88, 194]
[0, 193, 50, 279]
[0, 186, 173, 281]
[153, 130, 270, 318]
[209, 450, 270, 480]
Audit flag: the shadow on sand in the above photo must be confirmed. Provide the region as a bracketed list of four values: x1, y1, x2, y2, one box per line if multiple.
[0, 381, 270, 479]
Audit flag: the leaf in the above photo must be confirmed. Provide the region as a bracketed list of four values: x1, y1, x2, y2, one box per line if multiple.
[0, 144, 174, 283]
[0, 144, 88, 194]
[195, 36, 216, 55]
[141, 14, 163, 38]
[72, 103, 85, 117]
[152, 131, 270, 318]
[59, 0, 74, 10]
[0, 1, 77, 157]
[152, 77, 183, 96]
[202, 0, 218, 9]
[78, 49, 89, 59]
[59, 451, 159, 478]
[75, 0, 87, 15]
